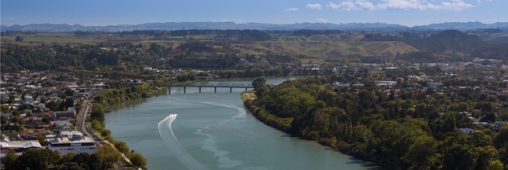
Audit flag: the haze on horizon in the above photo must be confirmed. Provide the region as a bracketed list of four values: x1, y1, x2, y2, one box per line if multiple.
[1, 0, 507, 27]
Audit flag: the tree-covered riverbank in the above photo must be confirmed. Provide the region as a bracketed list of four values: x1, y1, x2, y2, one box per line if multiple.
[243, 77, 507, 169]
[90, 82, 167, 169]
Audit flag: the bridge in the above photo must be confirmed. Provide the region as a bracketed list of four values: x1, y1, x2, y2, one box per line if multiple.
[168, 83, 253, 94]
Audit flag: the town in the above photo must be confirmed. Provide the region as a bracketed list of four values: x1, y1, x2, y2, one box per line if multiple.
[1, 26, 508, 169]
[3, 0, 508, 168]
[2, 56, 508, 161]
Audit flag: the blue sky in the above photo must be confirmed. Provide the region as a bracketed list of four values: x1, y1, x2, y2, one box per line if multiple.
[1, 0, 507, 26]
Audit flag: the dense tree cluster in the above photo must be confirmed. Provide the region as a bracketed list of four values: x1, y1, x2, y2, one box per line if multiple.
[1, 146, 122, 170]
[246, 77, 507, 169]
[0, 40, 271, 72]
[1, 43, 138, 72]
[117, 29, 271, 42]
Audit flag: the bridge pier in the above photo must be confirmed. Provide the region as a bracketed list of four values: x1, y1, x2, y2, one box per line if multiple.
[183, 86, 186, 94]
[168, 86, 171, 95]
[214, 87, 217, 93]
[230, 87, 233, 93]
[199, 86, 202, 93]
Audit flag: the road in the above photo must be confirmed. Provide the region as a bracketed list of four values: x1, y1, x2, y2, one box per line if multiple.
[76, 97, 141, 170]
[76, 98, 93, 137]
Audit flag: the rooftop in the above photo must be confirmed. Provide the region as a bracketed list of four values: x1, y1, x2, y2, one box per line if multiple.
[0, 140, 42, 149]
[52, 131, 94, 144]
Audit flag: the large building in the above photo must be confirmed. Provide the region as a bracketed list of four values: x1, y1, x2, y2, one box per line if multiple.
[48, 131, 96, 155]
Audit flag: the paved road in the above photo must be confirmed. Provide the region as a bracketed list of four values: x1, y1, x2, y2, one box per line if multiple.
[76, 98, 92, 137]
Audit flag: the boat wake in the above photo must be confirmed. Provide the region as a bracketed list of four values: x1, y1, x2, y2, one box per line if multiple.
[160, 98, 246, 168]
[193, 102, 245, 168]
[158, 114, 208, 170]
[194, 128, 243, 169]
[200, 101, 247, 119]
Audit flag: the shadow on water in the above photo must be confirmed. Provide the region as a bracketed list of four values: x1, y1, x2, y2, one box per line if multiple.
[104, 98, 148, 112]
[346, 157, 380, 169]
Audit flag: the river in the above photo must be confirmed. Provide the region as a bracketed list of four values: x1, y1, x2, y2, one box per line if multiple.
[105, 78, 373, 170]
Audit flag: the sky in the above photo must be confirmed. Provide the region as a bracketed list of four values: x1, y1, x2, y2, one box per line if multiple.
[1, 0, 507, 26]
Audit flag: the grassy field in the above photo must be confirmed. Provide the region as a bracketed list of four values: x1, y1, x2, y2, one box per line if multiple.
[233, 40, 417, 59]
[2, 32, 419, 61]
[2, 33, 103, 45]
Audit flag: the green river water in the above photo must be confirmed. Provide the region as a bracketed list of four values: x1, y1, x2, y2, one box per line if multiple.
[105, 78, 373, 170]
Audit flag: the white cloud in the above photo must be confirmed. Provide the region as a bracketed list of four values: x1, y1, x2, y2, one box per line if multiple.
[326, 0, 375, 10]
[438, 0, 474, 10]
[379, 0, 437, 10]
[316, 17, 328, 23]
[285, 7, 299, 12]
[336, 2, 357, 10]
[306, 3, 322, 10]
[355, 0, 376, 10]
[326, 0, 474, 11]
[327, 2, 341, 9]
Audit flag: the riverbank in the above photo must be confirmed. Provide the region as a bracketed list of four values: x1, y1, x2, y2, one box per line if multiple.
[242, 92, 293, 133]
[89, 82, 167, 169]
[241, 92, 379, 168]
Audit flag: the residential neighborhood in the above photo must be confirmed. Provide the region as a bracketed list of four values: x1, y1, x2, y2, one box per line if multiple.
[0, 71, 100, 158]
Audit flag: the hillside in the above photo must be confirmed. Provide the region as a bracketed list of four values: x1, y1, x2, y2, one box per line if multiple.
[2, 22, 508, 32]
[2, 29, 507, 72]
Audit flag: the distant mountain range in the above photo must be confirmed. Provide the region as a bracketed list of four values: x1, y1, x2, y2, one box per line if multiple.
[1, 21, 507, 32]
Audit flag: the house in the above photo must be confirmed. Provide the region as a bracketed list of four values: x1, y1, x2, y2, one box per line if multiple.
[143, 67, 153, 71]
[376, 81, 397, 88]
[333, 82, 350, 89]
[384, 66, 399, 70]
[459, 111, 472, 117]
[25, 116, 47, 129]
[352, 83, 365, 88]
[459, 128, 474, 134]
[51, 120, 73, 131]
[93, 82, 105, 89]
[48, 131, 96, 155]
[0, 140, 42, 158]
[427, 81, 442, 89]
[45, 134, 57, 143]
[66, 82, 79, 90]
[53, 107, 76, 119]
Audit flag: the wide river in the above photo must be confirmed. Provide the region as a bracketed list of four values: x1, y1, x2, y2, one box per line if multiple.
[106, 78, 373, 170]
